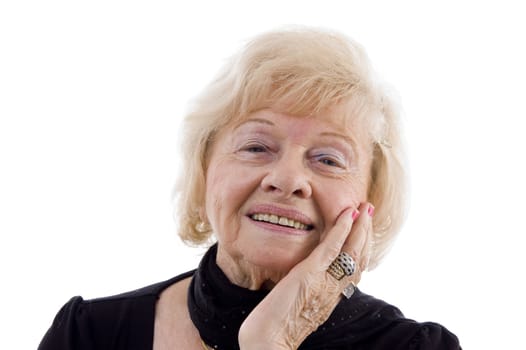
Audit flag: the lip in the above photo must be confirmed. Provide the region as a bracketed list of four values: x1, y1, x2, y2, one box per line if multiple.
[246, 204, 315, 231]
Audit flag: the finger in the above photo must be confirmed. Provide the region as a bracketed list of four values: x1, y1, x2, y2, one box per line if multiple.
[341, 203, 372, 262]
[338, 203, 374, 285]
[363, 203, 375, 271]
[309, 207, 358, 269]
[357, 204, 375, 271]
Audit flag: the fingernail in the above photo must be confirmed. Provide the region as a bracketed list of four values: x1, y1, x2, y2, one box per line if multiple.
[352, 210, 360, 221]
[367, 205, 375, 217]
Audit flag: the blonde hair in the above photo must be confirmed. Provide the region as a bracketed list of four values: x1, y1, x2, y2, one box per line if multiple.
[174, 27, 407, 270]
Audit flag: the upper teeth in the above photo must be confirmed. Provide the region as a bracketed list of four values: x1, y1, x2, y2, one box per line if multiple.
[251, 213, 309, 230]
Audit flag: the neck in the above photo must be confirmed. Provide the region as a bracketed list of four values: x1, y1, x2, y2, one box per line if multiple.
[215, 246, 288, 290]
[187, 244, 270, 350]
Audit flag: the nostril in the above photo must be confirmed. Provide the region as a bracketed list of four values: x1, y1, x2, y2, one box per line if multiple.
[260, 169, 312, 198]
[264, 184, 279, 192]
[293, 189, 304, 196]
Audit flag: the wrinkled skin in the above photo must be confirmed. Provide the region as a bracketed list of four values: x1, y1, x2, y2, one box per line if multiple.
[238, 203, 373, 349]
[204, 107, 375, 349]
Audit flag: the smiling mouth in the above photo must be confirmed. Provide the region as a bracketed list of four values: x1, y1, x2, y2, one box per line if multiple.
[250, 213, 314, 230]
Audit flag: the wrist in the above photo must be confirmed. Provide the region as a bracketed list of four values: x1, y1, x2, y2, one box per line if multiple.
[238, 331, 292, 350]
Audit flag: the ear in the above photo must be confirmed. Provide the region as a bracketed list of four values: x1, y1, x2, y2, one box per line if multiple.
[199, 206, 208, 224]
[196, 206, 211, 233]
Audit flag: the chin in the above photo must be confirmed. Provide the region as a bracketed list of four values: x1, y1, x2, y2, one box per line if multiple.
[246, 243, 313, 275]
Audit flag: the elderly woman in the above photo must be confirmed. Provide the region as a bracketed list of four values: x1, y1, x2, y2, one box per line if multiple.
[39, 28, 460, 349]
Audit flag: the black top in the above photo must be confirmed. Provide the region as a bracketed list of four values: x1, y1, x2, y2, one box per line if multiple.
[39, 246, 460, 349]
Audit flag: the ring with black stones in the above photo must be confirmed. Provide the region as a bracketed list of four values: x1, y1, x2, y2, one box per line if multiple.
[327, 252, 356, 280]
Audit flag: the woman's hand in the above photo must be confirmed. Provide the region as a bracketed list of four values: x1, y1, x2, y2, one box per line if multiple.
[238, 203, 375, 350]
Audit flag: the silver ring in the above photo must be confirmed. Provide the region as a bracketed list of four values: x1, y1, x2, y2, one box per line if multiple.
[327, 252, 356, 280]
[342, 281, 356, 299]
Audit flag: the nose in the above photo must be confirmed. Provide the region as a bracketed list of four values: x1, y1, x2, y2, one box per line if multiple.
[260, 151, 312, 199]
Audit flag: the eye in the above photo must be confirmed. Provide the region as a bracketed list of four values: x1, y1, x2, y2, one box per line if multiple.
[313, 153, 347, 169]
[245, 145, 267, 153]
[240, 142, 270, 154]
[319, 157, 340, 167]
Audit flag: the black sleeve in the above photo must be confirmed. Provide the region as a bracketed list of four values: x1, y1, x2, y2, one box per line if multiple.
[38, 293, 156, 350]
[370, 319, 461, 350]
[407, 322, 461, 350]
[38, 296, 97, 350]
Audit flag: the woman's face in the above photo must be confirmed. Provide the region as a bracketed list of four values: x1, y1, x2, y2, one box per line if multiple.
[205, 106, 373, 279]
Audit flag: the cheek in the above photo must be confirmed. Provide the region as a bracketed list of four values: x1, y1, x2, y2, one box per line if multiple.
[205, 165, 229, 225]
[318, 180, 367, 225]
[204, 161, 259, 234]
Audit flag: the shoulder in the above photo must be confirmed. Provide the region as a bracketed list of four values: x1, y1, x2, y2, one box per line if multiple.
[350, 289, 461, 349]
[381, 319, 461, 349]
[38, 270, 195, 350]
[311, 288, 460, 349]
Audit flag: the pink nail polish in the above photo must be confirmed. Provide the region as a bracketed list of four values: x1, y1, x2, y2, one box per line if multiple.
[352, 210, 360, 221]
[368, 205, 375, 217]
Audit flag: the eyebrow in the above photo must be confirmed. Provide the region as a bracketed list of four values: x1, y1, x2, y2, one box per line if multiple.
[234, 118, 358, 149]
[318, 131, 358, 149]
[233, 118, 275, 130]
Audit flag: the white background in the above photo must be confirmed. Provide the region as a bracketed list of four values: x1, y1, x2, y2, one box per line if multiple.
[1, 1, 525, 349]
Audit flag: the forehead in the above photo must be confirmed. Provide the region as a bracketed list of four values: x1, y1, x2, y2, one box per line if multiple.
[233, 109, 341, 135]
[231, 104, 369, 142]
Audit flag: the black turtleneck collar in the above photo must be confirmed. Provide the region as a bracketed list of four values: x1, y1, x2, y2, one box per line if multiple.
[187, 244, 407, 349]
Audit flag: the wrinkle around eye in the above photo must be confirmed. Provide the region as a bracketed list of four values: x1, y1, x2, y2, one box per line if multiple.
[232, 132, 274, 153]
[233, 141, 275, 163]
[243, 144, 268, 153]
[312, 152, 348, 168]
[308, 156, 354, 177]
[318, 157, 343, 167]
